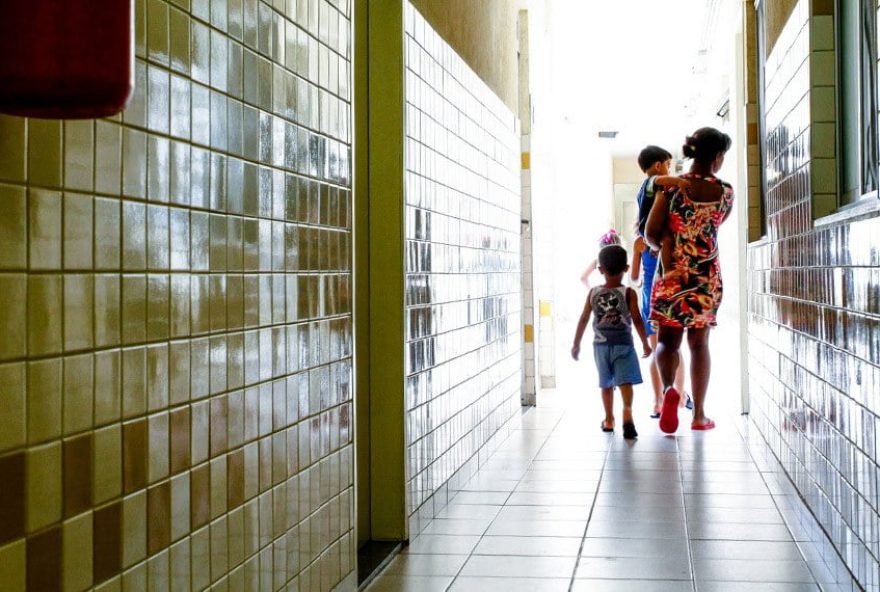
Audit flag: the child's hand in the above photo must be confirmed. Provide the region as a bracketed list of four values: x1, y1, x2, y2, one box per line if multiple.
[641, 341, 653, 358]
[571, 345, 580, 361]
[676, 179, 692, 196]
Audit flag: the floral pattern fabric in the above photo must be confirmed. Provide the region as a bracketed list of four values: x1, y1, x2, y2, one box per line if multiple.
[650, 174, 734, 329]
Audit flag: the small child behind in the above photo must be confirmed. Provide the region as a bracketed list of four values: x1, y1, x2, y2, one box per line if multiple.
[571, 245, 653, 439]
[579, 229, 622, 287]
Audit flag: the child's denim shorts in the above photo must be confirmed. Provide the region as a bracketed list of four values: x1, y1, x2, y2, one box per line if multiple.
[593, 343, 643, 389]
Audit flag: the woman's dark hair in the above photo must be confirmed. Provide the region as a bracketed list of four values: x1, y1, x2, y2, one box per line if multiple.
[682, 127, 732, 162]
[637, 145, 673, 172]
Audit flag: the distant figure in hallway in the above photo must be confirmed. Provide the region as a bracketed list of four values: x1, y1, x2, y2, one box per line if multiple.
[630, 145, 691, 418]
[579, 229, 622, 287]
[646, 127, 733, 433]
[572, 244, 652, 440]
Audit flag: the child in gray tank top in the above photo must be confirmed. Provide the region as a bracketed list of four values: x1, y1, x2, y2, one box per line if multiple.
[572, 245, 653, 439]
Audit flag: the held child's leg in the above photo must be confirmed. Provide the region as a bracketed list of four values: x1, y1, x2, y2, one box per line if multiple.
[687, 328, 713, 428]
[649, 334, 663, 415]
[601, 387, 614, 430]
[619, 384, 638, 439]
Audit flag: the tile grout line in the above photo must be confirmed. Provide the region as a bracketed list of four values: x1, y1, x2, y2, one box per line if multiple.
[677, 435, 699, 592]
[442, 408, 565, 592]
[566, 427, 614, 592]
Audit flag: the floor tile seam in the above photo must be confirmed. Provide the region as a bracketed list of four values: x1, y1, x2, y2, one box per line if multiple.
[675, 436, 699, 592]
[733, 420, 826, 590]
[443, 407, 566, 592]
[567, 434, 615, 592]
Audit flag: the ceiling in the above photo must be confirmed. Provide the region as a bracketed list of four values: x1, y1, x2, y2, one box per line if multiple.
[543, 0, 713, 157]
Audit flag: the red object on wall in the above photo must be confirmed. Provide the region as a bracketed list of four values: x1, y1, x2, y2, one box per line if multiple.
[0, 0, 134, 119]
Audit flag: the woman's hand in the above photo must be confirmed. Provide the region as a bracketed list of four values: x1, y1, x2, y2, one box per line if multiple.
[571, 345, 581, 361]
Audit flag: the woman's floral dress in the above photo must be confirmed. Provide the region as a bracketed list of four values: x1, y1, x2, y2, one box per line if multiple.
[650, 174, 733, 329]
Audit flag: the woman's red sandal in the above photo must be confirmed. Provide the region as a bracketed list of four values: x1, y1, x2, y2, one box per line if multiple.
[659, 387, 680, 434]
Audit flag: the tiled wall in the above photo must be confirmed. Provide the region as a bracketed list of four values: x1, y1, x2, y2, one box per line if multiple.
[0, 0, 355, 590]
[749, 1, 880, 589]
[402, 3, 522, 536]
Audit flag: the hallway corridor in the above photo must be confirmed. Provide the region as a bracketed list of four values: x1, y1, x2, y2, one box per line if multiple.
[366, 390, 833, 591]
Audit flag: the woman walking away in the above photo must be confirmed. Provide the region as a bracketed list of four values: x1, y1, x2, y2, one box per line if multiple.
[645, 127, 733, 433]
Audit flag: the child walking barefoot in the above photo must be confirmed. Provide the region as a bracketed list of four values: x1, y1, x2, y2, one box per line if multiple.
[645, 127, 734, 433]
[572, 245, 653, 439]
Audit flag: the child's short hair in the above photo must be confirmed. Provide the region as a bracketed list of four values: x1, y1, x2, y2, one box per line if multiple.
[638, 145, 672, 172]
[598, 245, 628, 276]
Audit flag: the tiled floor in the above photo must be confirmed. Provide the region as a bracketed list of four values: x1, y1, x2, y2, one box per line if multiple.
[365, 383, 834, 591]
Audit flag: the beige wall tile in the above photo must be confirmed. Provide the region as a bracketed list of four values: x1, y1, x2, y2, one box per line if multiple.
[122, 347, 147, 418]
[0, 0, 355, 588]
[191, 400, 210, 464]
[28, 119, 62, 188]
[28, 189, 62, 270]
[121, 562, 146, 592]
[63, 353, 94, 434]
[210, 456, 228, 519]
[64, 121, 95, 193]
[0, 363, 26, 452]
[170, 472, 190, 541]
[0, 184, 27, 269]
[95, 122, 123, 197]
[147, 275, 171, 341]
[62, 512, 94, 592]
[147, 344, 170, 411]
[94, 424, 123, 504]
[121, 275, 147, 344]
[94, 577, 122, 592]
[0, 539, 26, 592]
[147, 549, 170, 591]
[63, 193, 94, 270]
[27, 358, 62, 444]
[64, 274, 95, 352]
[122, 128, 148, 200]
[190, 526, 211, 591]
[95, 198, 122, 271]
[122, 491, 147, 568]
[95, 275, 122, 348]
[169, 539, 190, 592]
[168, 340, 190, 405]
[210, 516, 228, 583]
[0, 274, 26, 360]
[148, 412, 170, 483]
[95, 350, 122, 425]
[27, 441, 62, 532]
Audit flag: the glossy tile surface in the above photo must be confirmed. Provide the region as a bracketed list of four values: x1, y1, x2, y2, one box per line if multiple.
[0, 0, 354, 589]
[751, 1, 880, 590]
[367, 388, 824, 591]
[402, 3, 523, 537]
